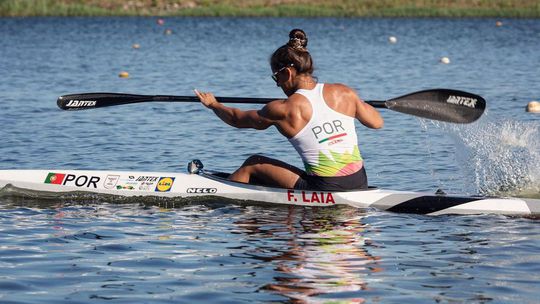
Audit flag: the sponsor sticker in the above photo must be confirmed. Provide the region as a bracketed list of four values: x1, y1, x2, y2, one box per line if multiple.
[187, 188, 217, 194]
[136, 176, 159, 182]
[44, 172, 66, 184]
[65, 100, 97, 108]
[103, 175, 120, 189]
[139, 182, 155, 191]
[155, 177, 175, 192]
[116, 185, 135, 190]
[446, 95, 478, 108]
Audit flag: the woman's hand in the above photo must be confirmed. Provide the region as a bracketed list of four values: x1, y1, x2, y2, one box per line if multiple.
[194, 89, 218, 108]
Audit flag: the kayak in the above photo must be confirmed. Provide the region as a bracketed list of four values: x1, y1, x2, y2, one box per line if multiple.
[0, 162, 539, 216]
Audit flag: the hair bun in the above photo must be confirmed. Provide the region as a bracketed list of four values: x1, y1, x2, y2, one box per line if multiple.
[288, 29, 308, 51]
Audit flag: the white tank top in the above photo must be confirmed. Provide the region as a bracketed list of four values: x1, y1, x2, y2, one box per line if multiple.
[288, 83, 363, 177]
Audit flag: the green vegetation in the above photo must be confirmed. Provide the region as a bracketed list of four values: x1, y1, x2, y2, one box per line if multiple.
[1, 0, 539, 17]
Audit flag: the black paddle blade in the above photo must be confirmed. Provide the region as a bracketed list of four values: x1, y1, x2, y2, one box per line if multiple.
[57, 93, 160, 110]
[386, 89, 486, 123]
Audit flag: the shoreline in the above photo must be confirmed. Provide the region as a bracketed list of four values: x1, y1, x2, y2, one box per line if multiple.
[1, 1, 540, 18]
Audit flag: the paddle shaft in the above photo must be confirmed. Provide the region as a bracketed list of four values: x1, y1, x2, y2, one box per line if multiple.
[145, 95, 386, 107]
[154, 95, 386, 107]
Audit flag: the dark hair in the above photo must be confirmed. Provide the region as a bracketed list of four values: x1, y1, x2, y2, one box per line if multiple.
[270, 29, 314, 75]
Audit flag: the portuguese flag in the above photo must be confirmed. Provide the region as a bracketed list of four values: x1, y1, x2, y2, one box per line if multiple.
[44, 173, 66, 184]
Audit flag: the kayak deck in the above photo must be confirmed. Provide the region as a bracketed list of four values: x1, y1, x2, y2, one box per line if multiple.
[0, 168, 539, 216]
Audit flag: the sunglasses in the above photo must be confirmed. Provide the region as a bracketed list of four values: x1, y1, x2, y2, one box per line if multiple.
[271, 64, 294, 82]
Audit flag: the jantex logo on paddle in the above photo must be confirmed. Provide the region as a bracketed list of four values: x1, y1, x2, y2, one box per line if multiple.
[155, 177, 175, 192]
[65, 100, 97, 108]
[446, 95, 477, 108]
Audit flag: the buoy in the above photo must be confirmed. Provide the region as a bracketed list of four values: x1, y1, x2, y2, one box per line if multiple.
[164, 29, 172, 35]
[440, 57, 450, 64]
[119, 71, 129, 78]
[132, 43, 140, 49]
[388, 36, 397, 44]
[496, 21, 503, 27]
[526, 101, 540, 113]
[157, 19, 164, 25]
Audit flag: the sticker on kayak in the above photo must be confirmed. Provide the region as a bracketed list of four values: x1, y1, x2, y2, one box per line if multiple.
[103, 175, 120, 189]
[135, 176, 160, 191]
[116, 185, 135, 190]
[287, 190, 336, 204]
[44, 173, 100, 188]
[155, 177, 175, 192]
[187, 188, 217, 194]
[44, 172, 66, 184]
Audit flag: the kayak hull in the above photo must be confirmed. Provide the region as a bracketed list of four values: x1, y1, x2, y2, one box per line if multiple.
[1, 169, 539, 216]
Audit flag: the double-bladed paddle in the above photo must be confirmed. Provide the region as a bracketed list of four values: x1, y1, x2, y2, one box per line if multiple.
[57, 88, 486, 123]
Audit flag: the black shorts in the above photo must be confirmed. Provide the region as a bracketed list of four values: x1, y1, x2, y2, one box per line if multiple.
[293, 167, 368, 191]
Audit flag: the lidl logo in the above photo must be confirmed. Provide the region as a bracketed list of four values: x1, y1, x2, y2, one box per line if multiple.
[44, 172, 66, 184]
[155, 177, 175, 192]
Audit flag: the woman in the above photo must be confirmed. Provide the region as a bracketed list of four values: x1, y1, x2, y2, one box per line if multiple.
[195, 29, 383, 191]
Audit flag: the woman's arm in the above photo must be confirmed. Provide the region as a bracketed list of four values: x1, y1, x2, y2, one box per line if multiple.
[349, 89, 384, 129]
[195, 89, 280, 130]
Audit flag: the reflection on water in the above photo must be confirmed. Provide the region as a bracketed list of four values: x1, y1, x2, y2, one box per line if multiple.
[236, 207, 379, 303]
[0, 200, 539, 303]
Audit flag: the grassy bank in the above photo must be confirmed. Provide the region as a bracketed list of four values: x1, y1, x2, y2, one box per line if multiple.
[1, 0, 540, 17]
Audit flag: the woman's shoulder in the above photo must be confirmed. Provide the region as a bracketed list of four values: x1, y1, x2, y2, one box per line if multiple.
[323, 83, 360, 100]
[324, 82, 354, 92]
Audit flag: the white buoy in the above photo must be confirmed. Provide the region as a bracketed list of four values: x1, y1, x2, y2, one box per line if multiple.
[496, 21, 503, 27]
[440, 57, 450, 64]
[388, 36, 397, 44]
[132, 43, 140, 49]
[526, 101, 540, 113]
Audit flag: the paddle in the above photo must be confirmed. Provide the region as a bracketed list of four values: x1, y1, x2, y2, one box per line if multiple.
[57, 88, 485, 123]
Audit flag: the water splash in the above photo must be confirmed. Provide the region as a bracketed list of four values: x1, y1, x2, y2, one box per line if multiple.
[429, 118, 540, 198]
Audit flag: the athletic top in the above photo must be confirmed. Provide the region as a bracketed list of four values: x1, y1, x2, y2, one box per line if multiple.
[288, 83, 363, 177]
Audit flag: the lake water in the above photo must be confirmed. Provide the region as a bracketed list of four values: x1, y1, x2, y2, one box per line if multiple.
[0, 17, 539, 303]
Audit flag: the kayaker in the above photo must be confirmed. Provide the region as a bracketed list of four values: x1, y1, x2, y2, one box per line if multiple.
[195, 29, 383, 191]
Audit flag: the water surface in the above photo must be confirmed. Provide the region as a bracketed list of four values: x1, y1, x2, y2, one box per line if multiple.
[0, 17, 539, 303]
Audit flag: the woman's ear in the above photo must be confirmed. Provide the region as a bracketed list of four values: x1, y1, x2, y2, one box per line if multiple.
[286, 67, 295, 83]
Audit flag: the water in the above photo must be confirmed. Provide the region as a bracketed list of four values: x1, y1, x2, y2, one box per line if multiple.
[1, 17, 539, 303]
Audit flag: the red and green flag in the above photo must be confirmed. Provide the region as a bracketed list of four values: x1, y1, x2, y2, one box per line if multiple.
[44, 173, 65, 184]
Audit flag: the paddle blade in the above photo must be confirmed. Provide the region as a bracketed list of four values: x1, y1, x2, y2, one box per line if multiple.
[57, 93, 157, 110]
[386, 89, 486, 123]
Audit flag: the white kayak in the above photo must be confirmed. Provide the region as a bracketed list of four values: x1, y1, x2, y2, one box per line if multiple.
[0, 163, 539, 216]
